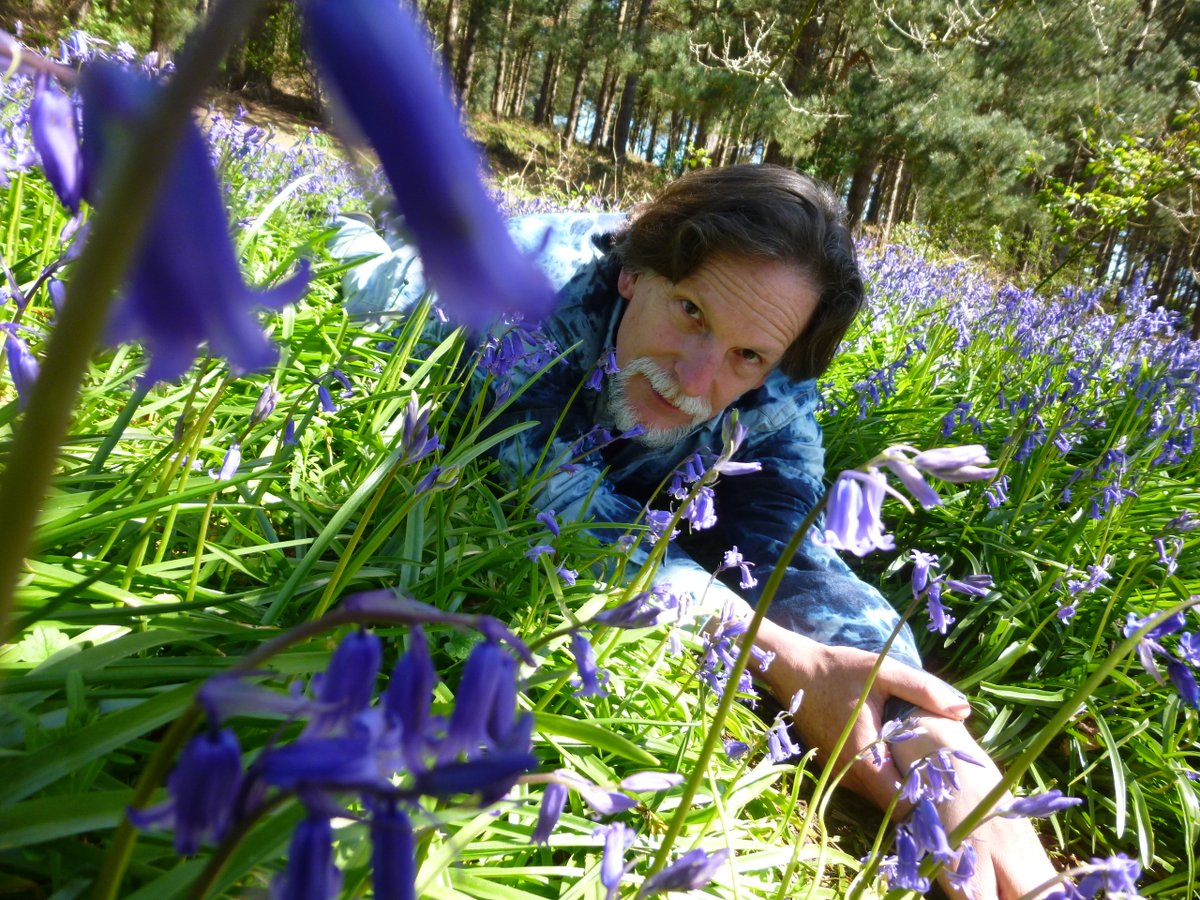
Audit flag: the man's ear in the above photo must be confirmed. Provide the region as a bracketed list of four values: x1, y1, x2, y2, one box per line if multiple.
[617, 267, 638, 300]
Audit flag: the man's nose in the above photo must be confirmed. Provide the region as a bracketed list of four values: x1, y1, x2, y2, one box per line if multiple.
[673, 340, 721, 398]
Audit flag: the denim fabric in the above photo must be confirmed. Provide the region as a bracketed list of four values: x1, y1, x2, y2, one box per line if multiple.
[331, 213, 923, 675]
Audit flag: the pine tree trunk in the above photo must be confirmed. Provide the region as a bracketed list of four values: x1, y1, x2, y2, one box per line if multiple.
[564, 57, 589, 145]
[612, 0, 654, 158]
[490, 0, 515, 116]
[455, 0, 491, 107]
[441, 0, 462, 76]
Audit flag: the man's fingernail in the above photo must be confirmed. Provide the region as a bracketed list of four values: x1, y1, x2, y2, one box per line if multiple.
[949, 701, 971, 717]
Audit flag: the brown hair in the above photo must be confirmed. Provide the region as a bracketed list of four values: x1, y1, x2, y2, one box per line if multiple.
[609, 164, 864, 381]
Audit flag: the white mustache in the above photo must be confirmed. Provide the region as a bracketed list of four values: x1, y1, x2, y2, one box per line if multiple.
[620, 357, 711, 420]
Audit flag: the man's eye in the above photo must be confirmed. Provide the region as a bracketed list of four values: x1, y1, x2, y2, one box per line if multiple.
[679, 299, 702, 320]
[738, 349, 762, 364]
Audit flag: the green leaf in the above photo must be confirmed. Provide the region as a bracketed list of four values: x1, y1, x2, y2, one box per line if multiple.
[0, 790, 132, 849]
[13, 626, 70, 663]
[534, 712, 659, 766]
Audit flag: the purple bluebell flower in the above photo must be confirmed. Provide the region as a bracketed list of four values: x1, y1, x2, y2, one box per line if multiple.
[724, 739, 749, 760]
[1073, 853, 1141, 898]
[414, 464, 456, 494]
[384, 626, 436, 768]
[127, 727, 243, 855]
[79, 64, 309, 384]
[891, 827, 931, 893]
[1178, 632, 1200, 667]
[250, 385, 279, 426]
[619, 772, 684, 793]
[878, 453, 942, 509]
[816, 470, 895, 558]
[31, 75, 84, 212]
[536, 509, 560, 537]
[944, 573, 994, 597]
[586, 347, 619, 390]
[3, 325, 39, 410]
[211, 444, 241, 482]
[444, 640, 510, 758]
[283, 417, 297, 445]
[719, 546, 757, 589]
[925, 581, 956, 634]
[1057, 601, 1079, 623]
[912, 444, 998, 483]
[413, 751, 537, 804]
[1167, 658, 1199, 709]
[682, 486, 718, 531]
[909, 550, 939, 596]
[48, 277, 67, 314]
[274, 815, 342, 900]
[570, 631, 609, 697]
[532, 781, 568, 844]
[399, 397, 441, 464]
[593, 592, 668, 629]
[329, 368, 353, 396]
[597, 821, 634, 894]
[1154, 536, 1183, 575]
[308, 628, 381, 734]
[316, 383, 337, 413]
[304, 0, 555, 331]
[260, 735, 387, 791]
[641, 848, 730, 893]
[946, 844, 976, 895]
[766, 718, 801, 763]
[998, 789, 1083, 819]
[525, 543, 555, 562]
[371, 803, 415, 900]
[869, 717, 925, 767]
[557, 567, 578, 586]
[909, 798, 954, 863]
[556, 770, 638, 815]
[645, 508, 678, 544]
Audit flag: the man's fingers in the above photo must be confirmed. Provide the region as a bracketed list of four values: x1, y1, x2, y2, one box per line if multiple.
[879, 659, 972, 720]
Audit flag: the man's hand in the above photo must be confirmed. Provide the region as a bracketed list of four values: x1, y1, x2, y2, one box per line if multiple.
[752, 616, 971, 807]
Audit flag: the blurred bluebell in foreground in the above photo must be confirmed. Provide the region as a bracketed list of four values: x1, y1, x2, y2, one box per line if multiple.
[78, 63, 309, 384]
[303, 0, 555, 331]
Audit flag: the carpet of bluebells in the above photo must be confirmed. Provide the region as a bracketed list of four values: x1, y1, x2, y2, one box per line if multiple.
[1, 7, 1198, 900]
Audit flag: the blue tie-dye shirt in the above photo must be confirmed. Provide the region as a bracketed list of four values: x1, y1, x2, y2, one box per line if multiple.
[331, 212, 920, 666]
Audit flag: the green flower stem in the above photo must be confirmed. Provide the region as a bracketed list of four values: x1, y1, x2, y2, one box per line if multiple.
[87, 382, 151, 475]
[647, 493, 828, 875]
[0, 0, 270, 644]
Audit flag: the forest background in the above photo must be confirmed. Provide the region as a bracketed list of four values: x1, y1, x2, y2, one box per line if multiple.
[4, 0, 1198, 332]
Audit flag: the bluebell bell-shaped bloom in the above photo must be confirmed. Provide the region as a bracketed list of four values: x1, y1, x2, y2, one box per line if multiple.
[557, 566, 578, 586]
[536, 508, 560, 537]
[945, 844, 976, 895]
[3, 325, 39, 410]
[593, 592, 669, 630]
[303, 0, 555, 331]
[816, 470, 895, 558]
[1179, 632, 1200, 667]
[525, 543, 554, 561]
[719, 546, 757, 589]
[944, 573, 994, 597]
[925, 581, 956, 634]
[641, 848, 729, 893]
[398, 396, 441, 465]
[619, 772, 684, 793]
[597, 821, 634, 895]
[879, 453, 942, 509]
[78, 63, 309, 384]
[868, 717, 925, 766]
[556, 769, 638, 815]
[443, 640, 515, 758]
[909, 798, 953, 863]
[1167, 658, 1199, 709]
[384, 626, 436, 768]
[724, 739, 749, 760]
[413, 750, 537, 804]
[371, 803, 415, 900]
[890, 827, 931, 893]
[998, 789, 1083, 819]
[912, 444, 998, 483]
[308, 628, 381, 734]
[1072, 853, 1141, 898]
[211, 443, 241, 482]
[682, 486, 717, 531]
[128, 727, 244, 855]
[260, 735, 388, 791]
[316, 383, 337, 413]
[766, 718, 802, 763]
[197, 673, 311, 725]
[909, 550, 939, 596]
[250, 385, 280, 426]
[532, 781, 568, 845]
[274, 815, 342, 900]
[585, 347, 619, 391]
[569, 631, 609, 698]
[30, 75, 84, 212]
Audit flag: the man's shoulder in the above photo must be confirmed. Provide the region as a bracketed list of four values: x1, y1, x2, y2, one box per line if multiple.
[738, 371, 821, 436]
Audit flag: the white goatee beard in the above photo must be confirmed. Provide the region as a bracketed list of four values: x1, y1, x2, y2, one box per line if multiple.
[605, 357, 712, 449]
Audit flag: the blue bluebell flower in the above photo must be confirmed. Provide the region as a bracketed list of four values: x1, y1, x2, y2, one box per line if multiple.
[316, 383, 337, 413]
[945, 844, 976, 895]
[593, 591, 670, 629]
[570, 632, 609, 698]
[536, 508, 560, 537]
[211, 444, 241, 482]
[890, 827, 931, 893]
[78, 63, 309, 384]
[998, 789, 1083, 819]
[724, 739, 749, 760]
[1167, 658, 1199, 709]
[909, 550, 939, 596]
[532, 781, 568, 845]
[308, 628, 381, 734]
[30, 75, 84, 212]
[371, 803, 415, 900]
[641, 848, 729, 893]
[250, 385, 279, 426]
[399, 397, 441, 464]
[2, 325, 39, 410]
[924, 580, 955, 634]
[816, 470, 895, 558]
[1178, 632, 1200, 667]
[909, 798, 953, 863]
[645, 509, 679, 544]
[681, 486, 717, 531]
[274, 815, 342, 900]
[384, 626, 436, 768]
[303, 0, 555, 331]
[585, 347, 618, 391]
[766, 717, 802, 763]
[259, 735, 387, 792]
[444, 640, 514, 758]
[619, 772, 684, 793]
[912, 444, 998, 482]
[557, 566, 578, 586]
[525, 544, 555, 562]
[597, 821, 634, 895]
[413, 751, 537, 804]
[719, 546, 757, 589]
[1072, 853, 1141, 898]
[127, 727, 244, 856]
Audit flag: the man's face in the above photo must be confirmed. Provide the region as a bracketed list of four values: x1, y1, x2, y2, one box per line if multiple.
[610, 253, 818, 446]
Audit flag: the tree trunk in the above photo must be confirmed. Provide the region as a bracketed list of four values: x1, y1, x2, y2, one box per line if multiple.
[533, 52, 559, 126]
[490, 0, 515, 116]
[612, 0, 655, 158]
[644, 105, 659, 163]
[441, 0, 462, 76]
[455, 0, 492, 107]
[564, 56, 589, 145]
